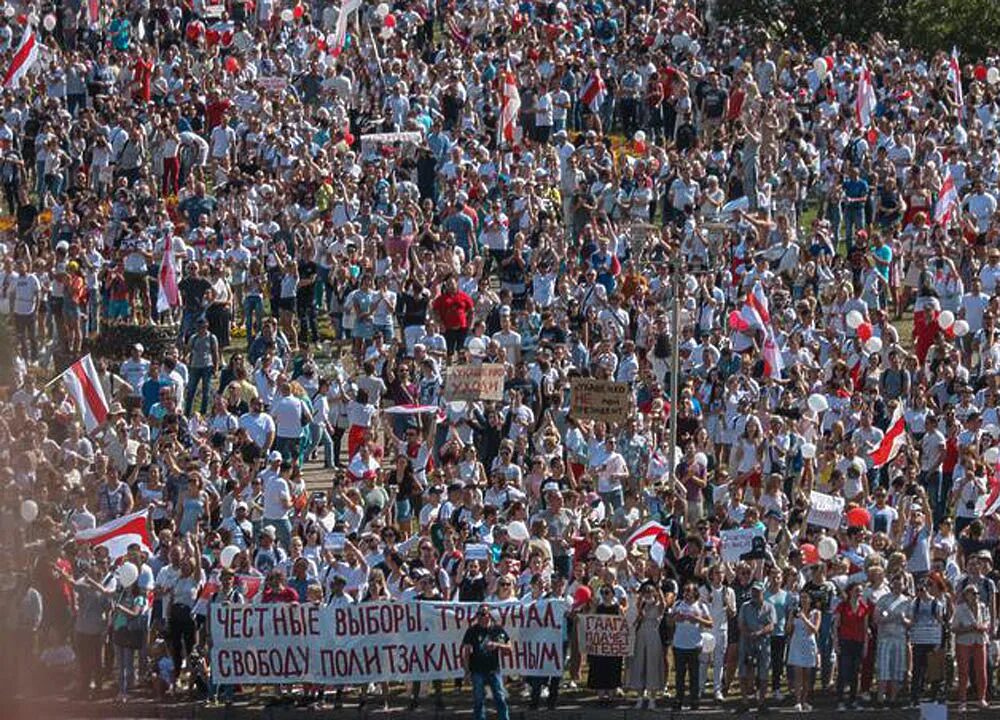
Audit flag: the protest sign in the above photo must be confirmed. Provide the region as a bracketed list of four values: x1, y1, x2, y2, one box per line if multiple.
[258, 77, 288, 93]
[808, 491, 845, 529]
[577, 613, 632, 657]
[464, 543, 490, 561]
[570, 379, 631, 423]
[211, 600, 565, 685]
[325, 532, 346, 550]
[444, 364, 506, 402]
[720, 527, 766, 563]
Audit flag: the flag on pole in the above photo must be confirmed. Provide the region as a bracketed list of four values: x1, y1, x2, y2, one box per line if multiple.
[61, 354, 109, 432]
[88, 0, 100, 25]
[3, 26, 39, 89]
[75, 509, 152, 560]
[157, 233, 179, 313]
[763, 333, 784, 379]
[626, 521, 671, 565]
[983, 465, 1000, 517]
[934, 170, 959, 225]
[870, 405, 907, 468]
[330, 0, 361, 57]
[579, 70, 607, 114]
[854, 61, 876, 129]
[949, 47, 964, 124]
[499, 69, 520, 145]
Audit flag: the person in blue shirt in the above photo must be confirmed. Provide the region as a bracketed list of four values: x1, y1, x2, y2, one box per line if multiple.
[842, 165, 870, 242]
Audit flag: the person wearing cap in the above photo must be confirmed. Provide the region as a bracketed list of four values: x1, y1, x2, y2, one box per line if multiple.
[120, 343, 150, 397]
[737, 581, 776, 712]
[462, 604, 512, 720]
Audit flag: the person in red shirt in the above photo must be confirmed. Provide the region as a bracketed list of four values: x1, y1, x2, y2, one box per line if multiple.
[833, 581, 870, 709]
[432, 277, 474, 357]
[260, 569, 300, 603]
[132, 56, 153, 103]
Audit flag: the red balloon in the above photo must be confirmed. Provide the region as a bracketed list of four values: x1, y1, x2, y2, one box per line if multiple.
[316, 38, 326, 51]
[800, 543, 819, 565]
[857, 322, 873, 342]
[824, 56, 834, 71]
[186, 21, 204, 42]
[224, 56, 241, 75]
[205, 28, 221, 46]
[975, 65, 987, 82]
[384, 13, 396, 28]
[15, 14, 26, 26]
[573, 585, 592, 607]
[343, 131, 355, 146]
[293, 4, 304, 18]
[846, 507, 871, 528]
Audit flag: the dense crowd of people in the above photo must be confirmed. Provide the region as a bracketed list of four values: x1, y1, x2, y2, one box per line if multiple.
[4, 0, 1000, 715]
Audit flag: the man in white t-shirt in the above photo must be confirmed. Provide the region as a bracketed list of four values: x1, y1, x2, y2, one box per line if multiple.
[595, 436, 628, 511]
[239, 396, 276, 452]
[9, 260, 40, 361]
[120, 343, 150, 396]
[271, 381, 312, 462]
[260, 450, 293, 549]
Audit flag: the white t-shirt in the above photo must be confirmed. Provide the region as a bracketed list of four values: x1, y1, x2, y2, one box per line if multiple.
[261, 471, 290, 519]
[271, 394, 307, 439]
[11, 273, 40, 315]
[238, 411, 275, 448]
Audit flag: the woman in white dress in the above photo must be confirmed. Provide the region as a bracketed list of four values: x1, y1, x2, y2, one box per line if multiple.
[786, 591, 820, 711]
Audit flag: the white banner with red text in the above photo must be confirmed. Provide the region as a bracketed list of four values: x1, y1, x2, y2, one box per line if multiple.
[210, 600, 566, 684]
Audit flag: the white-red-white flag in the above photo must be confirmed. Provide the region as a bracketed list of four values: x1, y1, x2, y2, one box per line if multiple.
[855, 62, 876, 129]
[580, 71, 607, 114]
[75, 509, 152, 560]
[499, 69, 520, 145]
[88, 0, 100, 26]
[61, 354, 109, 432]
[870, 405, 907, 468]
[626, 520, 671, 565]
[330, 0, 361, 57]
[934, 170, 959, 226]
[949, 47, 964, 124]
[983, 465, 1000, 517]
[157, 234, 179, 313]
[3, 26, 39, 89]
[763, 333, 784, 380]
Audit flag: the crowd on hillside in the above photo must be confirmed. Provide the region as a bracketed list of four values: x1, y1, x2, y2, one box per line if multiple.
[3, 0, 1000, 714]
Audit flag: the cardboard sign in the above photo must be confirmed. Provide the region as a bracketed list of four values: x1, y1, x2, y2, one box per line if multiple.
[444, 364, 506, 402]
[570, 378, 631, 423]
[720, 527, 765, 563]
[258, 77, 288, 94]
[577, 613, 633, 657]
[464, 543, 490, 561]
[325, 532, 346, 550]
[807, 491, 845, 530]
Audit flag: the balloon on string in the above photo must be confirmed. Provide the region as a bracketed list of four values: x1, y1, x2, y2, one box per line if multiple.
[975, 65, 988, 82]
[694, 452, 708, 468]
[220, 545, 240, 569]
[813, 57, 827, 80]
[938, 310, 955, 329]
[507, 520, 529, 541]
[20, 499, 38, 523]
[384, 13, 396, 28]
[985, 447, 1000, 466]
[846, 507, 871, 528]
[293, 4, 304, 18]
[573, 585, 592, 607]
[376, 2, 390, 17]
[595, 543, 614, 562]
[634, 130, 646, 143]
[42, 14, 56, 31]
[800, 543, 820, 565]
[818, 536, 839, 560]
[224, 56, 241, 75]
[845, 310, 864, 329]
[612, 544, 627, 563]
[825, 56, 834, 71]
[984, 424, 1000, 438]
[186, 21, 204, 41]
[801, 443, 817, 460]
[807, 394, 829, 413]
[3, 6, 13, 18]
[989, 67, 1000, 85]
[856, 322, 873, 341]
[117, 562, 139, 588]
[864, 336, 883, 354]
[280, 8, 294, 22]
[953, 319, 970, 337]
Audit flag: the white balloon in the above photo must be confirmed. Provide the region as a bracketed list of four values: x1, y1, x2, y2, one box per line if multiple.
[3, 7, 13, 18]
[813, 57, 828, 80]
[985, 424, 1000, 438]
[376, 2, 390, 17]
[845, 310, 864, 329]
[694, 452, 708, 468]
[42, 14, 56, 31]
[988, 67, 1000, 85]
[612, 544, 627, 563]
[701, 631, 716, 654]
[807, 394, 829, 413]
[985, 447, 1000, 466]
[953, 319, 970, 337]
[220, 545, 241, 569]
[379, 26, 394, 39]
[507, 520, 529, 541]
[595, 544, 614, 563]
[938, 310, 955, 329]
[634, 130, 646, 143]
[117, 562, 139, 588]
[801, 443, 817, 460]
[864, 336, 883, 354]
[818, 536, 839, 561]
[280, 8, 294, 22]
[20, 499, 38, 523]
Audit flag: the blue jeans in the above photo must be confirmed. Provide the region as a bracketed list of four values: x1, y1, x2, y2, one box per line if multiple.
[117, 645, 135, 696]
[244, 295, 264, 340]
[185, 366, 214, 416]
[471, 670, 509, 720]
[306, 423, 333, 468]
[275, 436, 301, 464]
[180, 309, 203, 342]
[844, 204, 865, 246]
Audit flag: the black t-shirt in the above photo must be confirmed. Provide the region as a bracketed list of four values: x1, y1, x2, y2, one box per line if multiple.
[462, 624, 509, 673]
[178, 276, 211, 312]
[297, 260, 317, 303]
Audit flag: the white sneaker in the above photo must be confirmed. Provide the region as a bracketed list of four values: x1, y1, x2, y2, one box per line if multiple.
[803, 703, 813, 711]
[714, 692, 724, 702]
[520, 687, 531, 699]
[566, 681, 577, 690]
[794, 703, 803, 712]
[540, 687, 549, 700]
[958, 704, 967, 713]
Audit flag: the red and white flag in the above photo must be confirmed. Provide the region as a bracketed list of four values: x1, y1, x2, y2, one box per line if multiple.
[747, 282, 771, 325]
[763, 333, 784, 380]
[626, 521, 671, 565]
[580, 70, 607, 114]
[61, 354, 109, 432]
[983, 463, 1000, 517]
[934, 170, 959, 225]
[88, 0, 100, 26]
[870, 405, 907, 468]
[330, 0, 361, 57]
[75, 509, 152, 560]
[499, 69, 521, 145]
[3, 26, 39, 89]
[949, 47, 964, 124]
[855, 61, 876, 129]
[157, 233, 180, 313]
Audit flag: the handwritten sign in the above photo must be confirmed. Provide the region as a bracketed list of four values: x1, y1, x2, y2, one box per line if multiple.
[325, 532, 346, 550]
[577, 613, 633, 657]
[808, 491, 845, 530]
[444, 364, 506, 402]
[720, 527, 766, 563]
[464, 543, 490, 561]
[258, 77, 288, 94]
[570, 378, 631, 423]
